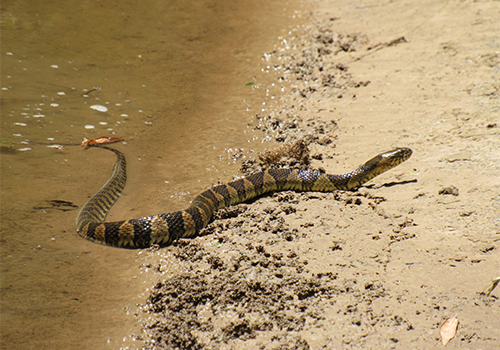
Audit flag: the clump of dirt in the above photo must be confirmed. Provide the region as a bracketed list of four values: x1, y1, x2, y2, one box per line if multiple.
[240, 139, 312, 176]
[241, 115, 339, 175]
[258, 139, 310, 167]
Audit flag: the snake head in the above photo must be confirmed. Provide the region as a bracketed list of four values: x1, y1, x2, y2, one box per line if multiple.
[378, 148, 413, 168]
[353, 147, 413, 186]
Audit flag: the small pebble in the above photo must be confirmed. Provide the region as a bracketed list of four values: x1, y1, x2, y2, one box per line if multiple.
[439, 186, 459, 196]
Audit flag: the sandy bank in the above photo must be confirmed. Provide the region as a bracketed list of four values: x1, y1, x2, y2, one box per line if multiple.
[138, 1, 499, 348]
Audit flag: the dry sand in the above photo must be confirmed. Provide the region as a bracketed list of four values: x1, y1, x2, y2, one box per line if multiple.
[137, 1, 499, 349]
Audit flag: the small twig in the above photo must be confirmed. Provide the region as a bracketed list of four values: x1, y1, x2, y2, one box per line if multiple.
[83, 86, 100, 96]
[367, 36, 409, 51]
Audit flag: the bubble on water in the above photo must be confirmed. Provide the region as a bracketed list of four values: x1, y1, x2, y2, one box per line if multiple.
[51, 65, 59, 68]
[14, 122, 27, 126]
[50, 103, 59, 107]
[90, 105, 108, 112]
[57, 92, 65, 96]
[99, 122, 108, 125]
[33, 114, 45, 118]
[85, 125, 95, 129]
[17, 148, 32, 151]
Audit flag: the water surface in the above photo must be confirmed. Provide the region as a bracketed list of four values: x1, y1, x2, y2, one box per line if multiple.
[0, 0, 305, 348]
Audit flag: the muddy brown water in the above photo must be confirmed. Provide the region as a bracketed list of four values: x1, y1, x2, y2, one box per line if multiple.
[0, 0, 306, 348]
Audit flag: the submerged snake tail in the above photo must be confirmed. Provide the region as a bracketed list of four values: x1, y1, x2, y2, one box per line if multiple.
[76, 145, 412, 248]
[76, 146, 127, 241]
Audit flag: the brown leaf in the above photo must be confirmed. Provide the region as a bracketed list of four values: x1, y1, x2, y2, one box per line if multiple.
[440, 317, 459, 346]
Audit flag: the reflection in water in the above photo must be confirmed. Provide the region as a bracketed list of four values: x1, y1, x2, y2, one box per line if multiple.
[0, 0, 305, 348]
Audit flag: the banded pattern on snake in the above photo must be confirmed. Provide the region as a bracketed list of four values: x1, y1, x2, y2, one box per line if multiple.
[76, 144, 412, 248]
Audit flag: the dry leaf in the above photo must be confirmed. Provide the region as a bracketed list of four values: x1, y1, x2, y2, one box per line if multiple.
[440, 317, 459, 346]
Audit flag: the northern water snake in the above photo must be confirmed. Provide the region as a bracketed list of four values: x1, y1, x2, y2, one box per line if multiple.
[76, 143, 412, 248]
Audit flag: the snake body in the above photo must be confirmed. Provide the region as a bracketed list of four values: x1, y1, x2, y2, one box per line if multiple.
[76, 146, 412, 248]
